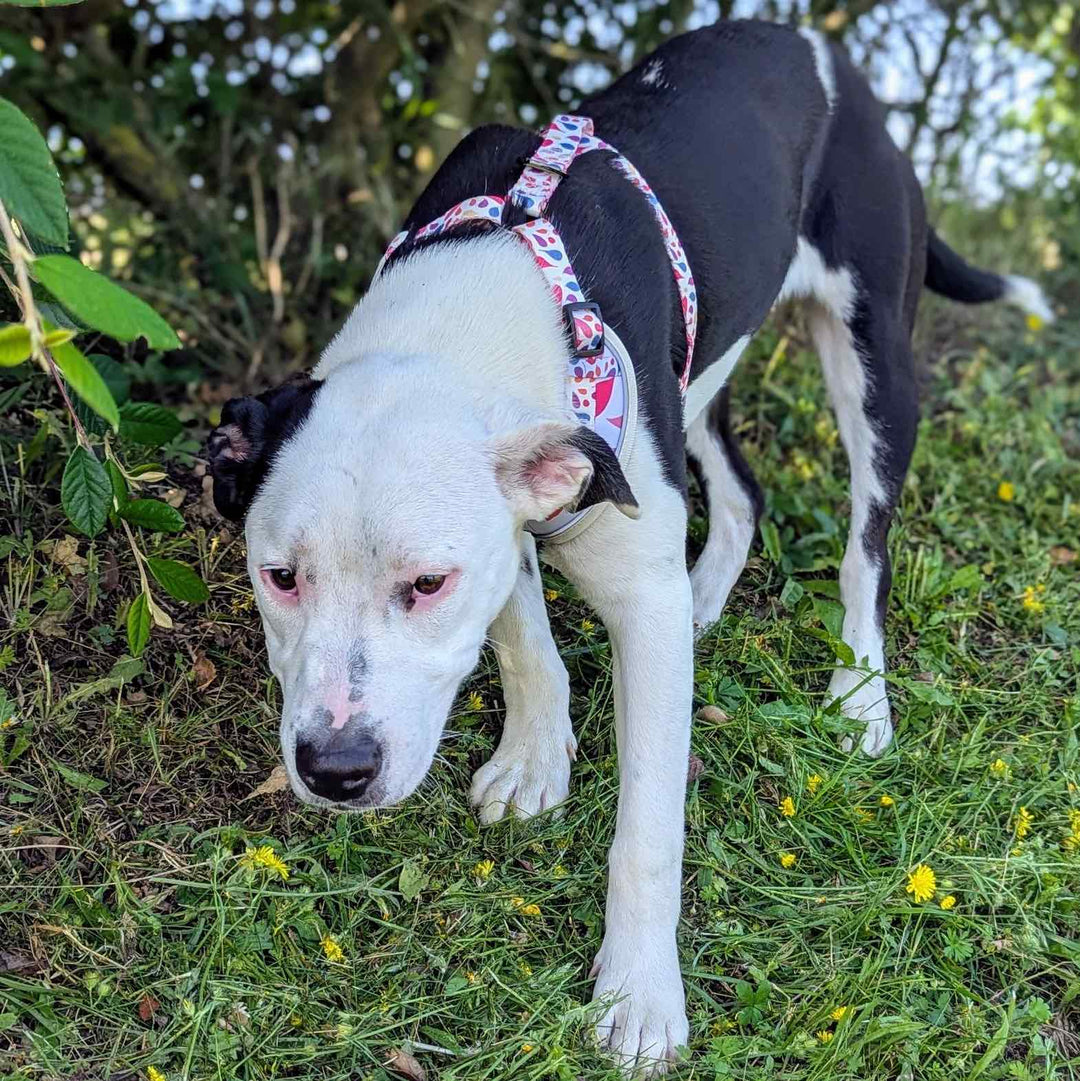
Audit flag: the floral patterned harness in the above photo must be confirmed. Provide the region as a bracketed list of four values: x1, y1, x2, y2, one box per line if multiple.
[377, 114, 698, 540]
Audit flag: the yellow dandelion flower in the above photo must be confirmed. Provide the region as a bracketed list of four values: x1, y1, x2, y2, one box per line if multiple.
[780, 852, 796, 868]
[519, 903, 541, 917]
[473, 859, 495, 880]
[807, 774, 823, 795]
[817, 1029, 834, 1043]
[521, 1043, 534, 1053]
[830, 1006, 850, 1022]
[467, 691, 484, 712]
[581, 618, 595, 634]
[552, 864, 568, 878]
[320, 934, 345, 963]
[905, 864, 936, 903]
[990, 758, 1009, 776]
[241, 845, 289, 880]
[1067, 809, 1080, 833]
[511, 896, 525, 908]
[854, 807, 874, 823]
[779, 796, 796, 817]
[543, 588, 559, 602]
[0, 717, 17, 729]
[1022, 586, 1045, 613]
[147, 1068, 167, 1081]
[997, 481, 1015, 503]
[466, 970, 477, 983]
[1011, 844, 1024, 857]
[1015, 806, 1034, 839]
[940, 895, 957, 910]
[1025, 313, 1045, 332]
[880, 795, 894, 807]
[1063, 834, 1080, 853]
[519, 961, 532, 977]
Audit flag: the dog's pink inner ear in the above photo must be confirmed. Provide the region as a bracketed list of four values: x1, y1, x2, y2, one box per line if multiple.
[215, 423, 252, 462]
[492, 423, 593, 521]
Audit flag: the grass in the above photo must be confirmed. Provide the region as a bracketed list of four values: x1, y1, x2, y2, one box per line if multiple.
[2, 254, 1080, 1080]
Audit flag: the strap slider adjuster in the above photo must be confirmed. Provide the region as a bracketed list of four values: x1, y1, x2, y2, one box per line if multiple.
[563, 301, 604, 358]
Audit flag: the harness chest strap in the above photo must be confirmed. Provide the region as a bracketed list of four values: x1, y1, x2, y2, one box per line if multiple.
[376, 114, 698, 539]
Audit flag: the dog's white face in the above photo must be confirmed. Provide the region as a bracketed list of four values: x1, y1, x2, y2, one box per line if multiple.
[213, 356, 636, 810]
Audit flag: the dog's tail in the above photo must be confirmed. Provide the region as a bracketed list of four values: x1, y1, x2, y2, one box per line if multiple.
[925, 228, 1055, 323]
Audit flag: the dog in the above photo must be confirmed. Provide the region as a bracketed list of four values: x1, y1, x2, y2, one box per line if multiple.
[207, 19, 1053, 1075]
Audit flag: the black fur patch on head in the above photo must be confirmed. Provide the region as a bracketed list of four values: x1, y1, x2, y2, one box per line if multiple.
[206, 373, 323, 521]
[564, 426, 638, 516]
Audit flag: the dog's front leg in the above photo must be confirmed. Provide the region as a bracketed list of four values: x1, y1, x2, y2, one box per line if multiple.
[547, 458, 693, 1076]
[470, 533, 576, 823]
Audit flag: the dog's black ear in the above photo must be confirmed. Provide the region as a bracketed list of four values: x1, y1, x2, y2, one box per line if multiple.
[207, 375, 323, 521]
[489, 420, 638, 523]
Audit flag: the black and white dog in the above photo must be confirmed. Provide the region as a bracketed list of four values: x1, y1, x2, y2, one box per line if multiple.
[208, 20, 1052, 1075]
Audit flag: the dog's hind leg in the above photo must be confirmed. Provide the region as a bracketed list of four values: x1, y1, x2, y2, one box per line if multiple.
[808, 297, 918, 757]
[470, 533, 576, 823]
[686, 386, 762, 633]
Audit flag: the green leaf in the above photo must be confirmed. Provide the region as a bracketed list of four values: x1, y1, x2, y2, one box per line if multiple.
[127, 593, 151, 657]
[118, 401, 182, 446]
[61, 446, 110, 537]
[104, 459, 127, 514]
[399, 860, 427, 901]
[54, 761, 107, 794]
[812, 595, 846, 640]
[51, 338, 120, 430]
[73, 354, 130, 435]
[31, 254, 180, 349]
[0, 323, 31, 366]
[118, 498, 185, 533]
[146, 557, 209, 603]
[760, 518, 781, 563]
[0, 97, 68, 246]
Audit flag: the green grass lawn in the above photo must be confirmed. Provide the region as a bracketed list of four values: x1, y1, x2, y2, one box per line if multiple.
[2, 292, 1079, 1080]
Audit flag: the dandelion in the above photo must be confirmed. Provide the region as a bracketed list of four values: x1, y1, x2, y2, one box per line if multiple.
[990, 758, 1009, 776]
[519, 961, 533, 977]
[880, 795, 895, 807]
[466, 691, 484, 712]
[940, 895, 957, 910]
[807, 774, 823, 795]
[817, 1029, 834, 1043]
[552, 864, 568, 878]
[1064, 834, 1080, 853]
[997, 481, 1015, 503]
[780, 852, 796, 869]
[1026, 313, 1045, 332]
[465, 970, 477, 983]
[240, 845, 289, 880]
[473, 858, 494, 880]
[581, 619, 595, 635]
[830, 1006, 850, 1022]
[854, 807, 874, 823]
[147, 1069, 167, 1081]
[520, 903, 541, 917]
[521, 1043, 534, 1053]
[779, 796, 796, 818]
[544, 588, 559, 602]
[1068, 809, 1080, 833]
[1022, 585, 1046, 613]
[0, 717, 17, 729]
[320, 934, 345, 963]
[1015, 806, 1034, 839]
[905, 864, 937, 903]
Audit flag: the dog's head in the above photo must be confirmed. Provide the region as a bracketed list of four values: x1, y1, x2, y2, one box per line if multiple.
[207, 357, 636, 810]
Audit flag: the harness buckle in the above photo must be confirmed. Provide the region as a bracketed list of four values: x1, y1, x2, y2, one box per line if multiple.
[563, 301, 605, 358]
[525, 157, 568, 178]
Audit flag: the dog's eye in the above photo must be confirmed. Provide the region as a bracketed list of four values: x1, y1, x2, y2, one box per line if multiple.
[269, 568, 297, 592]
[413, 574, 446, 596]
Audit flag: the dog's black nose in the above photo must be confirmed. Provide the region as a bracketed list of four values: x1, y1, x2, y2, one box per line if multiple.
[295, 734, 383, 802]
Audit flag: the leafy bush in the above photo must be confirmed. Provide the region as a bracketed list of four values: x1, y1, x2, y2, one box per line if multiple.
[0, 94, 207, 657]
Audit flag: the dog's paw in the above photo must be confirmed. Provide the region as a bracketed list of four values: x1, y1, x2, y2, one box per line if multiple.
[829, 669, 894, 757]
[469, 728, 576, 825]
[690, 578, 725, 637]
[590, 938, 688, 1077]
